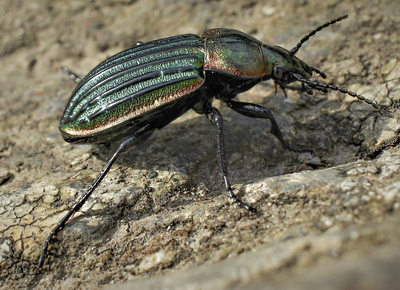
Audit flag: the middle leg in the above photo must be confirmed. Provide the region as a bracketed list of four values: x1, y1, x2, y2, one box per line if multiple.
[226, 100, 313, 153]
[206, 107, 254, 211]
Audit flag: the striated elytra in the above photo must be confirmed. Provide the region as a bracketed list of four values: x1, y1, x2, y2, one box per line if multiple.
[38, 15, 381, 267]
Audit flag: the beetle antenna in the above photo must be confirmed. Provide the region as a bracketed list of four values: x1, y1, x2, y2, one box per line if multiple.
[290, 15, 348, 55]
[293, 74, 381, 111]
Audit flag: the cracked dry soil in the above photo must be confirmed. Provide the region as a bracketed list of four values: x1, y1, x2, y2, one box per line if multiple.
[1, 0, 400, 289]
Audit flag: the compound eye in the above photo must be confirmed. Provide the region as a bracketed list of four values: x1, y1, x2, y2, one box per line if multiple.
[272, 66, 285, 80]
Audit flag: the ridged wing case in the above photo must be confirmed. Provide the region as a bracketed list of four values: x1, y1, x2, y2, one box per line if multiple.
[59, 34, 206, 143]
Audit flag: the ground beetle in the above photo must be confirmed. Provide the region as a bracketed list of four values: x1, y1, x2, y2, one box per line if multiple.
[38, 15, 381, 267]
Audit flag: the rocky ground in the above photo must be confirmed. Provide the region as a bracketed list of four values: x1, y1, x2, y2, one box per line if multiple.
[1, 0, 400, 289]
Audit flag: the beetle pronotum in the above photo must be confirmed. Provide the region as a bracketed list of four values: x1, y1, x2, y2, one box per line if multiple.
[38, 15, 381, 267]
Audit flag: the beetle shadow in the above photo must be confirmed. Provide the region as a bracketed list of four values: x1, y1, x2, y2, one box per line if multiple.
[83, 90, 372, 213]
[52, 90, 382, 262]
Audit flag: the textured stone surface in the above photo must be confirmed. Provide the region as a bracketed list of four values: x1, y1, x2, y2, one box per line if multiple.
[1, 0, 400, 289]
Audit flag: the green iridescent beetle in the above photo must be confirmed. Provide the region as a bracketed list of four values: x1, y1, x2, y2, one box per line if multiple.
[38, 15, 380, 267]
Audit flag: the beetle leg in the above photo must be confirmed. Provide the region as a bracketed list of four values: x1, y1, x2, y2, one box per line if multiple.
[38, 129, 153, 267]
[61, 67, 82, 83]
[226, 100, 313, 154]
[206, 107, 254, 212]
[273, 82, 288, 98]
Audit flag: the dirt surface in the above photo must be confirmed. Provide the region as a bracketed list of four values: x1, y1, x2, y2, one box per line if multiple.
[1, 0, 400, 289]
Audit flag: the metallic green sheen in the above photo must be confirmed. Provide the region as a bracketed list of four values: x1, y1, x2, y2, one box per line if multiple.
[202, 28, 265, 78]
[261, 45, 312, 79]
[59, 35, 205, 143]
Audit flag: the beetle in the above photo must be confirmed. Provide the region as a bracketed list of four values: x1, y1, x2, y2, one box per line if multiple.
[38, 15, 381, 267]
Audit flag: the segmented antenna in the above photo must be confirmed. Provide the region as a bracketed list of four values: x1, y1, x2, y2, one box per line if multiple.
[290, 15, 348, 55]
[292, 74, 381, 111]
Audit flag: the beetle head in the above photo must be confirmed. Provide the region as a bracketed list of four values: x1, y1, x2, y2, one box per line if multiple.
[261, 15, 349, 94]
[266, 15, 349, 87]
[263, 45, 314, 85]
[262, 15, 381, 111]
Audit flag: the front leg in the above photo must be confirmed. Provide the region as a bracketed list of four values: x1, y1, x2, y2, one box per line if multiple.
[206, 107, 254, 211]
[226, 100, 313, 153]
